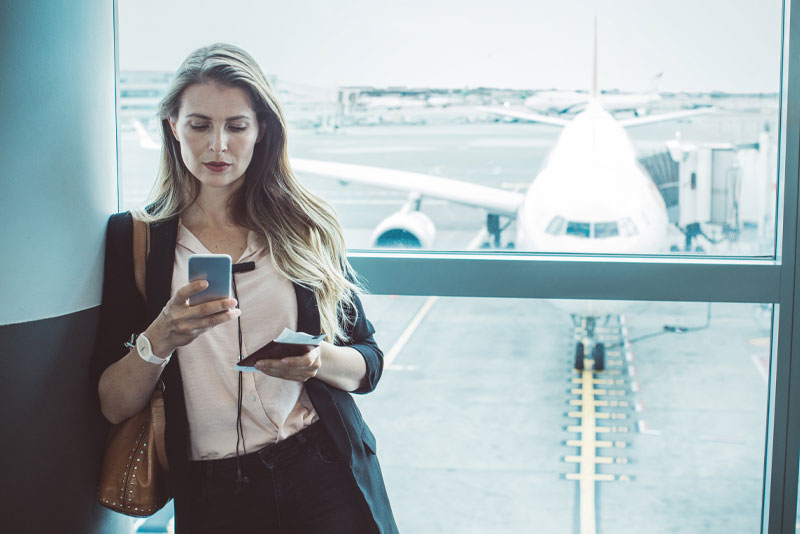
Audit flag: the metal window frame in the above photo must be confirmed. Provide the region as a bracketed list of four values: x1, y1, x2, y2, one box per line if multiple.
[344, 2, 800, 532]
[111, 0, 799, 531]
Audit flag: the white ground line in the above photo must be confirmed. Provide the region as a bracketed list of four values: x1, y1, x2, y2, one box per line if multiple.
[384, 228, 487, 368]
[384, 296, 439, 368]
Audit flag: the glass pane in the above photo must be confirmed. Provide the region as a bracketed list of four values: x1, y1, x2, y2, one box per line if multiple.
[356, 296, 772, 533]
[118, 1, 782, 257]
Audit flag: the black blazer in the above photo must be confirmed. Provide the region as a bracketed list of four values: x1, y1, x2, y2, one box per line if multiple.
[91, 211, 398, 534]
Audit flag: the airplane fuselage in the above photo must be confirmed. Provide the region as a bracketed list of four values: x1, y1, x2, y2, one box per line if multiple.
[514, 100, 669, 316]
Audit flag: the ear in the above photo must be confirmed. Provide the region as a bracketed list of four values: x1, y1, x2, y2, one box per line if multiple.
[168, 117, 180, 142]
[256, 120, 267, 143]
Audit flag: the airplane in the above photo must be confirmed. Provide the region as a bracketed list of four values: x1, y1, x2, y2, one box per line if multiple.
[522, 73, 663, 116]
[130, 23, 714, 372]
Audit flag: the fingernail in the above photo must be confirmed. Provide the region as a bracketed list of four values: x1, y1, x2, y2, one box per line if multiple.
[234, 309, 241, 317]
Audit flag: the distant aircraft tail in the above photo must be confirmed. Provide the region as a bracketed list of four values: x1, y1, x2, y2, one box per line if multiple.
[592, 16, 598, 99]
[647, 72, 663, 95]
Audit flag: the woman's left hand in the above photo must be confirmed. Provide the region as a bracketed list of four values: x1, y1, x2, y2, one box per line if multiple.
[255, 347, 321, 382]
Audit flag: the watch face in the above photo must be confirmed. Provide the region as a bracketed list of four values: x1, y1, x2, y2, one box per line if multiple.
[136, 334, 150, 356]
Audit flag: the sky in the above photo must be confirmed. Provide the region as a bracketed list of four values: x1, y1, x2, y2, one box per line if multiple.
[119, 0, 783, 93]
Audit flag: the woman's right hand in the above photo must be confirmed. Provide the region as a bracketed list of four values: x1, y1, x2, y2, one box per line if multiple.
[144, 279, 240, 358]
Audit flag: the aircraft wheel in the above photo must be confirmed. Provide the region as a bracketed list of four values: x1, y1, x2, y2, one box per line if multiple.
[574, 342, 585, 371]
[593, 343, 605, 371]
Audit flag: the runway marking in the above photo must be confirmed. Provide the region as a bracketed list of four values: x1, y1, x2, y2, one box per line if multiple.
[383, 228, 486, 368]
[383, 296, 438, 368]
[572, 357, 601, 534]
[563, 318, 638, 534]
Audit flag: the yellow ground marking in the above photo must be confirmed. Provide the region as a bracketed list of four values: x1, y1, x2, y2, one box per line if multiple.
[566, 473, 616, 482]
[573, 388, 626, 396]
[384, 296, 438, 368]
[575, 359, 600, 534]
[565, 455, 614, 464]
[570, 400, 629, 408]
[566, 440, 627, 448]
[571, 378, 625, 385]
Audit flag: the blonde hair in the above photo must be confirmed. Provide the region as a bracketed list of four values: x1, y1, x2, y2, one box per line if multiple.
[136, 43, 360, 342]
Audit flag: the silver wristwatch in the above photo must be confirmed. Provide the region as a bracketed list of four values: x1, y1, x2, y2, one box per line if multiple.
[135, 333, 172, 368]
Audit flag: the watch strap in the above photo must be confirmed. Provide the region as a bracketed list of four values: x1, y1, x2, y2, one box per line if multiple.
[136, 333, 171, 367]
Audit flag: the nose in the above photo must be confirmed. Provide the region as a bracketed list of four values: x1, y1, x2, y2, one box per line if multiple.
[209, 127, 228, 154]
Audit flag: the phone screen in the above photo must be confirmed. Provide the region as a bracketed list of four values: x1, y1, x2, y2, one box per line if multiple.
[188, 254, 232, 306]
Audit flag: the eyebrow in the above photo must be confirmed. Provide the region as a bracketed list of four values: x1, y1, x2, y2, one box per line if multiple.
[186, 113, 252, 121]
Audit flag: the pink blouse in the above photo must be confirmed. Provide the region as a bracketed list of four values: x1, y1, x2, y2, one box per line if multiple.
[172, 221, 318, 461]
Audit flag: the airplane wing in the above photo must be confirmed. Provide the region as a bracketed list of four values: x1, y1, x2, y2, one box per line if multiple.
[618, 107, 714, 128]
[476, 106, 571, 127]
[129, 121, 524, 217]
[132, 119, 161, 150]
[291, 158, 524, 218]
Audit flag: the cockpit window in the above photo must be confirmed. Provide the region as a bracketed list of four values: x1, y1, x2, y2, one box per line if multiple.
[545, 218, 636, 238]
[619, 217, 639, 237]
[594, 221, 619, 238]
[566, 221, 591, 238]
[545, 216, 567, 236]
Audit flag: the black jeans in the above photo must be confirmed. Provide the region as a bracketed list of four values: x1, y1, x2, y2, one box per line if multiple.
[180, 421, 377, 534]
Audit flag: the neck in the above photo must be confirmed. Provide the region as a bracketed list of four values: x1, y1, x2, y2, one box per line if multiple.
[184, 186, 240, 230]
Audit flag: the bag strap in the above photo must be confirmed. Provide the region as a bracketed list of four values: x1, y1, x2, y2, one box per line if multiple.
[131, 211, 150, 301]
[130, 211, 169, 471]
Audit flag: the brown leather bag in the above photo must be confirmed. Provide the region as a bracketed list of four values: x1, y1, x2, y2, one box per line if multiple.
[97, 213, 171, 516]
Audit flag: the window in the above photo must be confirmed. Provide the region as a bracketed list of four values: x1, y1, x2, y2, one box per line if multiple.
[117, 0, 799, 532]
[545, 215, 567, 236]
[566, 221, 592, 238]
[594, 221, 620, 238]
[117, 0, 781, 257]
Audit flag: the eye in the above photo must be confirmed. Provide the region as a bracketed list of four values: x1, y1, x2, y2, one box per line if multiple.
[229, 125, 247, 132]
[189, 123, 209, 131]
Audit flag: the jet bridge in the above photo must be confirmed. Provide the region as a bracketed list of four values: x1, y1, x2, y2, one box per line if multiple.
[642, 131, 775, 252]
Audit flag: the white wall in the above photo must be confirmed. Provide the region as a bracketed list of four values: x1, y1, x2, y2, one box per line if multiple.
[0, 0, 118, 325]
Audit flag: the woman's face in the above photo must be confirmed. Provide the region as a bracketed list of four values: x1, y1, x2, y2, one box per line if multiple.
[169, 82, 263, 193]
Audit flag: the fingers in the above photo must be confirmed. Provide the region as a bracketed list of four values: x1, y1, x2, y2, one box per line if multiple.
[255, 349, 321, 382]
[174, 279, 210, 302]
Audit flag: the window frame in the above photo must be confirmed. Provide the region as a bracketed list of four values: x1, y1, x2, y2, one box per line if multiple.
[113, 1, 799, 531]
[342, 2, 799, 531]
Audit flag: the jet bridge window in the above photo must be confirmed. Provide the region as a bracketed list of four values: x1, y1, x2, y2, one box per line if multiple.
[566, 221, 591, 238]
[594, 221, 619, 238]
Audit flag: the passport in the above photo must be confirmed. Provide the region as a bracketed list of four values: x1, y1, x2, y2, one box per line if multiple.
[233, 328, 325, 372]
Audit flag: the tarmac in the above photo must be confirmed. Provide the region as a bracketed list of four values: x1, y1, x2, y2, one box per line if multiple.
[121, 112, 776, 532]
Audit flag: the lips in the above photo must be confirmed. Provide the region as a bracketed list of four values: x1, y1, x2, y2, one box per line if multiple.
[204, 162, 231, 172]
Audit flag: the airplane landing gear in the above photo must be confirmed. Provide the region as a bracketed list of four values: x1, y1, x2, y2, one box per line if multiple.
[593, 343, 605, 371]
[572, 316, 605, 371]
[575, 341, 585, 371]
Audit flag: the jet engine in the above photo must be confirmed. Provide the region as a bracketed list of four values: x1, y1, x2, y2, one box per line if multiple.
[371, 208, 436, 248]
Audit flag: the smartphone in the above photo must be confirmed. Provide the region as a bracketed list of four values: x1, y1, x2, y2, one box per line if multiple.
[188, 254, 232, 306]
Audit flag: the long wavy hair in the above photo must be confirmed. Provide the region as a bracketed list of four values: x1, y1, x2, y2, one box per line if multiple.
[136, 43, 360, 343]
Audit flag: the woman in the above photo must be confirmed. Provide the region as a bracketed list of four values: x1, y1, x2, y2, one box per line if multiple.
[91, 43, 397, 534]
